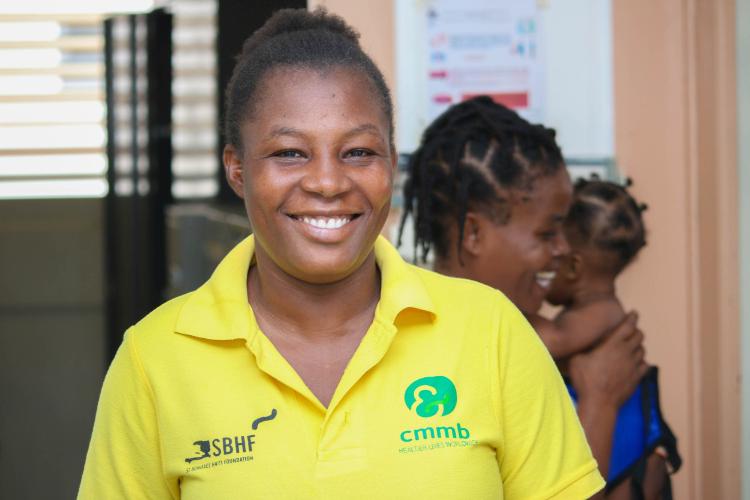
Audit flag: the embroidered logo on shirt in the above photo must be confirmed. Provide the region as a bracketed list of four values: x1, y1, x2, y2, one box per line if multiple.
[251, 408, 278, 430]
[404, 375, 457, 417]
[184, 408, 278, 472]
[399, 376, 477, 453]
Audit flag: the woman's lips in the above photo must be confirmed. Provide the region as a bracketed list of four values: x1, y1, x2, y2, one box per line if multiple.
[293, 215, 353, 229]
[286, 213, 363, 241]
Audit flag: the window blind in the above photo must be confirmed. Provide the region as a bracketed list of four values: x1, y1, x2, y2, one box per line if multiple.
[170, 0, 217, 199]
[0, 2, 155, 199]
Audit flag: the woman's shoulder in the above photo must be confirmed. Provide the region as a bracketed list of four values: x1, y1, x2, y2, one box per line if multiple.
[137, 291, 192, 327]
[120, 291, 196, 352]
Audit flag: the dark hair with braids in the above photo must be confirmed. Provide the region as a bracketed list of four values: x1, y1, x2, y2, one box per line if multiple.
[224, 7, 393, 151]
[564, 177, 647, 275]
[399, 96, 564, 262]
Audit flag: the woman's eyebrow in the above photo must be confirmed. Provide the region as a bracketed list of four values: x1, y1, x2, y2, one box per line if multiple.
[343, 123, 383, 138]
[269, 126, 306, 139]
[268, 123, 385, 141]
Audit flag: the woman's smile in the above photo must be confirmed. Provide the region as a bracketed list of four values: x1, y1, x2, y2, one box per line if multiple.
[535, 270, 558, 290]
[286, 212, 363, 243]
[294, 215, 354, 230]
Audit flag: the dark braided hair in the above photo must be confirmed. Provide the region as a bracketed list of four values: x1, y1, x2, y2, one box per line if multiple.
[565, 177, 647, 275]
[399, 96, 564, 262]
[224, 7, 393, 151]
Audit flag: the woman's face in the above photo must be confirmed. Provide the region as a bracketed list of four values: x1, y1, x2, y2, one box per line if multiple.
[476, 168, 573, 314]
[224, 67, 396, 284]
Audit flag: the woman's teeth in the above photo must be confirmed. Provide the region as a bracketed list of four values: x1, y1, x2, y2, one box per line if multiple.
[535, 271, 556, 289]
[300, 216, 351, 229]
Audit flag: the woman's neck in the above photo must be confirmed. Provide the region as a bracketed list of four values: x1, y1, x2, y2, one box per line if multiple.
[433, 257, 468, 280]
[247, 249, 381, 341]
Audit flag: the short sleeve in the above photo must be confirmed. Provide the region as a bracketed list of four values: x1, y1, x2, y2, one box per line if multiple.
[78, 329, 177, 500]
[491, 300, 605, 499]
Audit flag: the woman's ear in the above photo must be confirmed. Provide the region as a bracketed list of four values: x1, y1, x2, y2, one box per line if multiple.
[223, 144, 245, 199]
[461, 212, 485, 257]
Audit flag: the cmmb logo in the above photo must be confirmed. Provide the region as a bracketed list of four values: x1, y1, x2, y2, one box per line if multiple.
[400, 376, 472, 446]
[404, 375, 457, 417]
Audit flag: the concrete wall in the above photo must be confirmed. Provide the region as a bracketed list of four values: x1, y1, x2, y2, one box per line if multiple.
[0, 199, 106, 499]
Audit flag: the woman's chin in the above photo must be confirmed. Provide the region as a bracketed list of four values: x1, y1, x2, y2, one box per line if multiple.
[280, 252, 374, 285]
[545, 292, 564, 307]
[518, 287, 549, 315]
[516, 297, 544, 316]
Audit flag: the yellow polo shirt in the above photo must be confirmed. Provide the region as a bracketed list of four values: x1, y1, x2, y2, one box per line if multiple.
[79, 236, 604, 500]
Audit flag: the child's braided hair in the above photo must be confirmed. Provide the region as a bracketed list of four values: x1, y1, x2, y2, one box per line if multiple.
[565, 177, 648, 274]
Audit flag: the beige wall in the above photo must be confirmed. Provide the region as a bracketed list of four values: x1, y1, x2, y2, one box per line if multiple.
[320, 0, 742, 497]
[308, 0, 395, 105]
[614, 0, 740, 497]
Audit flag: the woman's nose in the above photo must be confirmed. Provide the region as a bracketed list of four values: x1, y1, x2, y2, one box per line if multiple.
[299, 154, 352, 198]
[552, 232, 570, 256]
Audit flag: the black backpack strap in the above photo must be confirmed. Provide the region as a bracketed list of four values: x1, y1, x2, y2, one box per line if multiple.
[627, 369, 654, 500]
[648, 367, 683, 475]
[655, 420, 680, 499]
[659, 419, 682, 474]
[630, 366, 681, 499]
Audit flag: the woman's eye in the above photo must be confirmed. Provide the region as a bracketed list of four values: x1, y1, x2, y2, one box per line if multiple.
[538, 231, 556, 241]
[274, 150, 304, 159]
[346, 148, 374, 158]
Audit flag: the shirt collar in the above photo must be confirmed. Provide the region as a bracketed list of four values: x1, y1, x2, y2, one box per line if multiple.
[372, 235, 436, 326]
[174, 235, 435, 342]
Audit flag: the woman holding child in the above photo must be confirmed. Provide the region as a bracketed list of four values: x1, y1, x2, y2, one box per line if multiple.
[400, 96, 679, 498]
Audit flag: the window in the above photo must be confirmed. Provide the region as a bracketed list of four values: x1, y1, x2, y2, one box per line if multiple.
[170, 0, 218, 199]
[0, 1, 154, 199]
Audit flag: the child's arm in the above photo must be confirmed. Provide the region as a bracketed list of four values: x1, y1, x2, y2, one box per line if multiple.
[528, 301, 625, 360]
[553, 300, 626, 357]
[527, 314, 573, 360]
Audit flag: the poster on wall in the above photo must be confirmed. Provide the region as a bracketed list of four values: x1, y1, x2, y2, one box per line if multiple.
[425, 0, 543, 123]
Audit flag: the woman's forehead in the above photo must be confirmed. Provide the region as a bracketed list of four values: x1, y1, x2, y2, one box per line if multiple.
[244, 66, 390, 133]
[510, 172, 572, 223]
[256, 66, 382, 111]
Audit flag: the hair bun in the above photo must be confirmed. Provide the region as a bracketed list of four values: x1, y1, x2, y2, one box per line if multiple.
[241, 7, 360, 57]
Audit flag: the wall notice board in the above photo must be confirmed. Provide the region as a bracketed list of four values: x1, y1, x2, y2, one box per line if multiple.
[395, 0, 616, 181]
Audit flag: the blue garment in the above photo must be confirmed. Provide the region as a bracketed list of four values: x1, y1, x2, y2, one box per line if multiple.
[565, 366, 681, 492]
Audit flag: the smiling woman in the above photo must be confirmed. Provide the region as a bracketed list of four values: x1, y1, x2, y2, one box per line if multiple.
[78, 8, 604, 500]
[224, 66, 395, 285]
